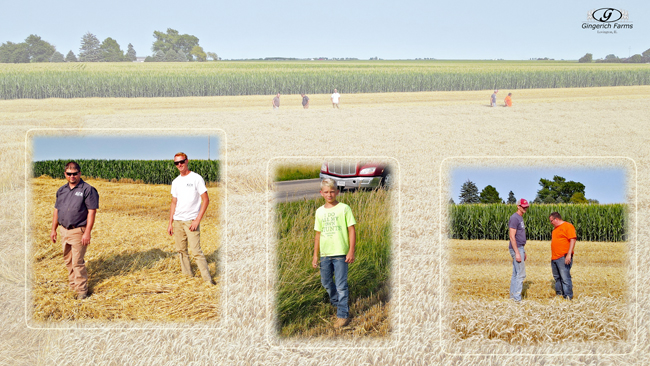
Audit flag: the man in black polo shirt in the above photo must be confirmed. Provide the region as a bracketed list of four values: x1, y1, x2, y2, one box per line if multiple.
[50, 161, 99, 300]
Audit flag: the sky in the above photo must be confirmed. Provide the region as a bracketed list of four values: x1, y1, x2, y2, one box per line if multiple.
[1, 1, 647, 60]
[450, 167, 628, 204]
[32, 136, 220, 161]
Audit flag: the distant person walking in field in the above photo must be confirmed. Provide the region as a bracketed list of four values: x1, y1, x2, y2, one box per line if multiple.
[167, 152, 214, 285]
[50, 161, 99, 300]
[272, 93, 280, 109]
[331, 89, 341, 108]
[490, 89, 498, 107]
[508, 198, 529, 302]
[505, 93, 513, 107]
[312, 178, 356, 328]
[301, 93, 310, 109]
[549, 212, 577, 299]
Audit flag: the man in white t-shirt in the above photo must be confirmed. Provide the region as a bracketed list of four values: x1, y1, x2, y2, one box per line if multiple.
[331, 88, 340, 108]
[167, 152, 214, 284]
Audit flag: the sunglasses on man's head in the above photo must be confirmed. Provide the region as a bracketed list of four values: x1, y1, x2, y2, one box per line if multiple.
[174, 159, 187, 166]
[65, 172, 79, 176]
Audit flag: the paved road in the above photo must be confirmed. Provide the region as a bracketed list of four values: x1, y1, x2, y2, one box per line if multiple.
[275, 178, 321, 202]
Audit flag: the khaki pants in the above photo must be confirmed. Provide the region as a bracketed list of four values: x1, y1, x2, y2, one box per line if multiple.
[173, 221, 213, 284]
[61, 227, 88, 295]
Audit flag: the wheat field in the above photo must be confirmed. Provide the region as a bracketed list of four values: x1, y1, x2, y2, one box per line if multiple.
[1, 86, 649, 364]
[30, 177, 222, 321]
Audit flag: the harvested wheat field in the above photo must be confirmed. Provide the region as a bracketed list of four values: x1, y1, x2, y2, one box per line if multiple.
[449, 239, 628, 344]
[1, 86, 649, 364]
[30, 177, 221, 322]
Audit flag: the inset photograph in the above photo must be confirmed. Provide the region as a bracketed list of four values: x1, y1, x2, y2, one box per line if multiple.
[273, 160, 394, 338]
[28, 134, 222, 323]
[444, 161, 633, 348]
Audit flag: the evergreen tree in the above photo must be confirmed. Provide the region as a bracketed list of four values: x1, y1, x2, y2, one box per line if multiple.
[479, 185, 503, 204]
[79, 32, 102, 62]
[459, 180, 480, 204]
[65, 50, 78, 62]
[126, 43, 137, 61]
[153, 50, 165, 62]
[164, 49, 177, 61]
[507, 191, 516, 204]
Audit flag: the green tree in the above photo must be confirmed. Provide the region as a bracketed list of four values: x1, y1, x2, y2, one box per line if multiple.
[569, 192, 588, 204]
[190, 45, 207, 62]
[0, 42, 30, 63]
[479, 185, 503, 204]
[153, 50, 165, 62]
[49, 51, 64, 62]
[100, 37, 126, 62]
[507, 191, 516, 204]
[578, 53, 592, 63]
[206, 51, 218, 61]
[536, 175, 586, 203]
[79, 32, 102, 62]
[643, 48, 650, 58]
[25, 34, 56, 62]
[126, 43, 137, 61]
[152, 28, 199, 61]
[459, 180, 480, 204]
[65, 50, 78, 62]
[627, 54, 642, 63]
[164, 49, 178, 62]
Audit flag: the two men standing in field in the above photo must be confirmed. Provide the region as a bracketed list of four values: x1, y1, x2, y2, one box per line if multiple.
[50, 161, 99, 300]
[167, 152, 214, 285]
[508, 200, 578, 301]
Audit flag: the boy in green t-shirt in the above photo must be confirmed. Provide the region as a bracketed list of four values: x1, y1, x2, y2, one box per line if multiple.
[312, 178, 357, 328]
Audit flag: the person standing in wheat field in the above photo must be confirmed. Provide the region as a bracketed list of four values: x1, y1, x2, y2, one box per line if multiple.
[167, 152, 214, 285]
[508, 198, 528, 302]
[50, 161, 99, 300]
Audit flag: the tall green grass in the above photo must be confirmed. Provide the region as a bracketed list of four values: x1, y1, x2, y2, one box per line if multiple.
[2, 61, 650, 99]
[275, 164, 321, 182]
[276, 189, 391, 336]
[33, 159, 220, 184]
[449, 203, 627, 242]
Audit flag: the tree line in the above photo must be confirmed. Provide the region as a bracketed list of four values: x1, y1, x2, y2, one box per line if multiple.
[455, 175, 598, 205]
[0, 29, 218, 63]
[578, 48, 650, 63]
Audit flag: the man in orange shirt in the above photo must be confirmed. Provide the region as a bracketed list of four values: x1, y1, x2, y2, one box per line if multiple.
[549, 212, 577, 299]
[504, 93, 513, 107]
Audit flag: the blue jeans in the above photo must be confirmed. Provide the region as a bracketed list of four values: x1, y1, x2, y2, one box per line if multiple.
[509, 246, 526, 301]
[320, 255, 349, 319]
[551, 256, 573, 299]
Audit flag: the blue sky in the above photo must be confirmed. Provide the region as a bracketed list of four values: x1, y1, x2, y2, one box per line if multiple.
[1, 1, 647, 60]
[451, 167, 628, 204]
[32, 136, 220, 161]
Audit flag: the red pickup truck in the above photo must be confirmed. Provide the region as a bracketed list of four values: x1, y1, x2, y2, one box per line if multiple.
[320, 162, 392, 190]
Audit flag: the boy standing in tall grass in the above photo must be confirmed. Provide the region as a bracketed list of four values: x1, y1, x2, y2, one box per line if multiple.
[312, 178, 356, 328]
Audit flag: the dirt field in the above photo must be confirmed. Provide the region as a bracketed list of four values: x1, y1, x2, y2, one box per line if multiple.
[1, 87, 649, 364]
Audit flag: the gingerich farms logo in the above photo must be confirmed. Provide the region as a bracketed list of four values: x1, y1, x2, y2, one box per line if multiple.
[583, 8, 632, 34]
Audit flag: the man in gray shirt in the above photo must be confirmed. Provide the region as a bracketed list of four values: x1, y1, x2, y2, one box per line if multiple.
[508, 198, 528, 302]
[50, 161, 99, 300]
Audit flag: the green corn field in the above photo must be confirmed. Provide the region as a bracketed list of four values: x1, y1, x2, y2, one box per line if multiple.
[449, 203, 627, 242]
[33, 159, 220, 184]
[2, 61, 650, 99]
